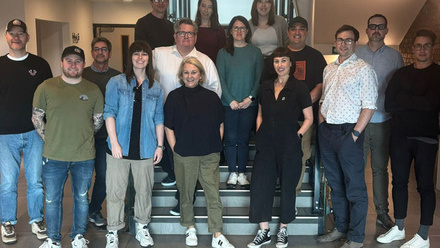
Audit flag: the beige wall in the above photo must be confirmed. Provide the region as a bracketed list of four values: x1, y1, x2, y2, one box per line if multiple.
[0, 0, 25, 55]
[92, 1, 149, 24]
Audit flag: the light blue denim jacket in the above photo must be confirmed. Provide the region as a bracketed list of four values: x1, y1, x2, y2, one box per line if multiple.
[103, 74, 164, 159]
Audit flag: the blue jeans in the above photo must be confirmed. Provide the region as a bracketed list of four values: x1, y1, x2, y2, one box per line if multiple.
[42, 158, 94, 242]
[0, 130, 44, 225]
[318, 122, 368, 243]
[224, 106, 257, 173]
[89, 137, 107, 215]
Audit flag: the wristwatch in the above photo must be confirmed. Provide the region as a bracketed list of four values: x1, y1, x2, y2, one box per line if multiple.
[352, 130, 360, 137]
[157, 145, 165, 150]
[248, 96, 256, 102]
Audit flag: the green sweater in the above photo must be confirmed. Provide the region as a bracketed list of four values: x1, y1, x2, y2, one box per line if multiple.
[216, 44, 263, 107]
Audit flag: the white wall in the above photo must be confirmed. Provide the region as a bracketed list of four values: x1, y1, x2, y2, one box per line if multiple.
[0, 0, 26, 55]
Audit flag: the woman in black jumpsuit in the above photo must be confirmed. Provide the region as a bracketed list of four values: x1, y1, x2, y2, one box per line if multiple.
[248, 47, 313, 248]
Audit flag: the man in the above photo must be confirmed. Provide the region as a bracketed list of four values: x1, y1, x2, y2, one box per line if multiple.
[377, 29, 440, 248]
[82, 37, 121, 227]
[153, 18, 221, 214]
[286, 16, 327, 196]
[356, 14, 404, 230]
[32, 46, 104, 248]
[317, 25, 378, 248]
[0, 19, 52, 244]
[135, 0, 174, 49]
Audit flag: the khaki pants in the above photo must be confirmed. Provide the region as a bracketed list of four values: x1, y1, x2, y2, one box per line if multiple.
[173, 152, 223, 233]
[106, 154, 154, 231]
[296, 122, 314, 195]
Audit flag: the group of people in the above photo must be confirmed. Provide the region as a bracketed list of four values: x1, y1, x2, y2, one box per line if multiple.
[0, 1, 438, 248]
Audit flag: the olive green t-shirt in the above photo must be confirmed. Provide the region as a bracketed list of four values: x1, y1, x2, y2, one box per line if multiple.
[33, 76, 104, 161]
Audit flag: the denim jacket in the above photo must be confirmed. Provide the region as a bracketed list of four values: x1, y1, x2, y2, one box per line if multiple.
[103, 74, 164, 159]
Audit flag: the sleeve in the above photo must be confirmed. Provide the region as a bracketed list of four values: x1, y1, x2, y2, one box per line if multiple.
[94, 87, 104, 114]
[135, 18, 147, 42]
[154, 83, 165, 125]
[216, 50, 234, 104]
[33, 83, 47, 111]
[250, 50, 263, 97]
[42, 59, 53, 79]
[204, 59, 222, 98]
[385, 69, 402, 113]
[315, 52, 327, 84]
[163, 92, 174, 129]
[103, 77, 119, 120]
[216, 95, 226, 124]
[297, 81, 312, 110]
[360, 66, 378, 110]
[217, 29, 226, 53]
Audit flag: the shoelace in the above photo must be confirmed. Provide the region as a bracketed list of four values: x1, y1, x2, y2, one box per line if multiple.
[253, 229, 268, 244]
[277, 228, 287, 243]
[73, 236, 90, 247]
[106, 233, 117, 244]
[36, 221, 46, 231]
[3, 224, 14, 235]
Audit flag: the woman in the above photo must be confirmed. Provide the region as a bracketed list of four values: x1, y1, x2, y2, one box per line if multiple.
[249, 0, 289, 81]
[103, 40, 164, 248]
[216, 16, 263, 188]
[164, 57, 234, 248]
[194, 0, 226, 63]
[248, 47, 313, 248]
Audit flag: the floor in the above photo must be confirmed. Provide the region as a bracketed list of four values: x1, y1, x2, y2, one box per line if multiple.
[2, 162, 439, 248]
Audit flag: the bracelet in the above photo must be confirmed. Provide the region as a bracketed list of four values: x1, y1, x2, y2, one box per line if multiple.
[157, 145, 165, 150]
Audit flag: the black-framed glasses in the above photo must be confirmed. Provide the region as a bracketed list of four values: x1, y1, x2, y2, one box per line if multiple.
[368, 24, 387, 30]
[153, 0, 168, 3]
[176, 31, 196, 38]
[93, 47, 108, 53]
[336, 38, 354, 45]
[232, 26, 247, 32]
[413, 43, 432, 51]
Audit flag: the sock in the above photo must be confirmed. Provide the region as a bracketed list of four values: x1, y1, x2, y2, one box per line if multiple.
[417, 225, 429, 240]
[395, 219, 404, 230]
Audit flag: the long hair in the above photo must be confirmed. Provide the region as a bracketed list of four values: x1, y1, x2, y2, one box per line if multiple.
[225, 16, 252, 56]
[250, 0, 275, 27]
[125, 40, 154, 88]
[194, 0, 222, 30]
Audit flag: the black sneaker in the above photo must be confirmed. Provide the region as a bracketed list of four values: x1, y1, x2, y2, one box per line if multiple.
[161, 176, 176, 186]
[170, 204, 180, 216]
[276, 227, 288, 248]
[247, 229, 271, 248]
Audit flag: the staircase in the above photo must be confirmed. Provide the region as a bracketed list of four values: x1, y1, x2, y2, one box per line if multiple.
[136, 140, 327, 236]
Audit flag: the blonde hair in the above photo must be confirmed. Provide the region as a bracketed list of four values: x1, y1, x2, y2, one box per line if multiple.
[177, 57, 206, 85]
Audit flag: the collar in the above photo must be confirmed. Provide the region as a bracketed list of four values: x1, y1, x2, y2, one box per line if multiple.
[171, 45, 198, 59]
[263, 76, 297, 93]
[91, 62, 110, 73]
[7, 53, 29, 61]
[367, 43, 387, 54]
[336, 53, 358, 66]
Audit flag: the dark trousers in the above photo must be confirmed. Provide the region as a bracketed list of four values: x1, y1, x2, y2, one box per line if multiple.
[390, 131, 437, 226]
[318, 122, 368, 243]
[249, 145, 302, 224]
[89, 137, 107, 215]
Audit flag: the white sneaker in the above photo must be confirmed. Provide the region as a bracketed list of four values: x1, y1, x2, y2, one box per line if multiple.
[1, 222, 17, 244]
[185, 227, 198, 246]
[237, 173, 250, 186]
[376, 225, 405, 244]
[39, 238, 61, 248]
[32, 221, 48, 240]
[71, 234, 89, 248]
[401, 234, 430, 248]
[212, 234, 235, 248]
[227, 173, 238, 186]
[106, 231, 119, 248]
[135, 223, 154, 247]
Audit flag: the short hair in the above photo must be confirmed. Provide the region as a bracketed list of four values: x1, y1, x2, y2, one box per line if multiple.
[91, 37, 112, 51]
[174, 18, 198, 34]
[125, 40, 154, 88]
[225, 16, 252, 56]
[335, 25, 359, 42]
[367, 14, 387, 28]
[177, 57, 206, 86]
[271, 46, 296, 76]
[414, 29, 437, 44]
[250, 0, 275, 27]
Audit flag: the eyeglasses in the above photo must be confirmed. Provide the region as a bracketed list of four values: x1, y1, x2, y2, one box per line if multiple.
[413, 43, 432, 51]
[336, 38, 354, 45]
[232, 26, 247, 32]
[368, 24, 387, 30]
[93, 47, 108, 53]
[176, 31, 196, 38]
[153, 0, 168, 3]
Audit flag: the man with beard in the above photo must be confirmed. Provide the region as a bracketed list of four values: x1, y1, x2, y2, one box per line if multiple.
[356, 14, 403, 230]
[82, 37, 121, 228]
[32, 46, 104, 248]
[135, 0, 174, 49]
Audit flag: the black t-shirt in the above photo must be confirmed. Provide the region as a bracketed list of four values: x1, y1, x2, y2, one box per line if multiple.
[164, 85, 225, 156]
[0, 53, 53, 134]
[135, 13, 174, 50]
[257, 77, 312, 150]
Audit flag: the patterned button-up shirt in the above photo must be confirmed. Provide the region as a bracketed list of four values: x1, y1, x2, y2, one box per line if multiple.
[320, 53, 378, 124]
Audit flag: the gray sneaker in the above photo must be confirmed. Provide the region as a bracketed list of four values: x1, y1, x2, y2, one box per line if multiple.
[376, 213, 394, 230]
[1, 222, 17, 244]
[317, 228, 347, 243]
[32, 220, 48, 240]
[89, 212, 107, 227]
[340, 241, 363, 248]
